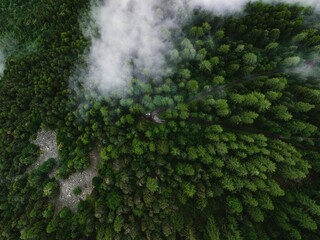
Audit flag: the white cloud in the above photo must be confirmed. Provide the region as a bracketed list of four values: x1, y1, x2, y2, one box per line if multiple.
[85, 0, 179, 93]
[84, 0, 320, 94]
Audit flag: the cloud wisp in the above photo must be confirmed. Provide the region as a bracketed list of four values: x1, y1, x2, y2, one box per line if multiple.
[85, 0, 180, 93]
[83, 0, 320, 95]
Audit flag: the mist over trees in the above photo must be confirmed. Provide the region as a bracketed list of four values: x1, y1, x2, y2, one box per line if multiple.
[1, 0, 320, 240]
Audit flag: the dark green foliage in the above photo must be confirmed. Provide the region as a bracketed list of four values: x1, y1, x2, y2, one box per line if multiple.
[72, 186, 82, 196]
[107, 191, 122, 211]
[1, 1, 320, 240]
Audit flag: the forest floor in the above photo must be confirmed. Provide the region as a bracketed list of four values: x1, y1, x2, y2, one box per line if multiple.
[30, 130, 100, 212]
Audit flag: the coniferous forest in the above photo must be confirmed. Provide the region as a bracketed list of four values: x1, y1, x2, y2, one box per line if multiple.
[2, 1, 320, 239]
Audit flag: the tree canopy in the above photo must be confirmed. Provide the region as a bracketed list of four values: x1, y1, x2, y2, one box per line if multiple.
[1, 1, 320, 239]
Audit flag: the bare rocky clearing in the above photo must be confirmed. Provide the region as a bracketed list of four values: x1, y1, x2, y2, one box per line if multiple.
[30, 130, 100, 212]
[55, 148, 100, 211]
[28, 130, 59, 172]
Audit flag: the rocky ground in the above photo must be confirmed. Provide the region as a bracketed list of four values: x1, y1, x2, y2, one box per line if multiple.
[28, 130, 59, 172]
[30, 130, 100, 212]
[55, 148, 100, 211]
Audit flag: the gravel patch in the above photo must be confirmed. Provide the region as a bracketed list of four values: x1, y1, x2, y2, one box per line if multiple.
[55, 147, 100, 212]
[29, 130, 101, 212]
[27, 130, 59, 172]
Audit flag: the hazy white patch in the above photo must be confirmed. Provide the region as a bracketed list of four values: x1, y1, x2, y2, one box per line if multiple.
[83, 0, 320, 95]
[55, 147, 100, 212]
[0, 50, 5, 76]
[190, 0, 320, 13]
[28, 130, 59, 172]
[188, 0, 253, 14]
[272, 0, 320, 10]
[85, 0, 180, 93]
[292, 64, 315, 77]
[291, 55, 320, 78]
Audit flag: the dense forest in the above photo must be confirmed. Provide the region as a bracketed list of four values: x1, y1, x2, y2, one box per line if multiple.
[1, 0, 320, 239]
